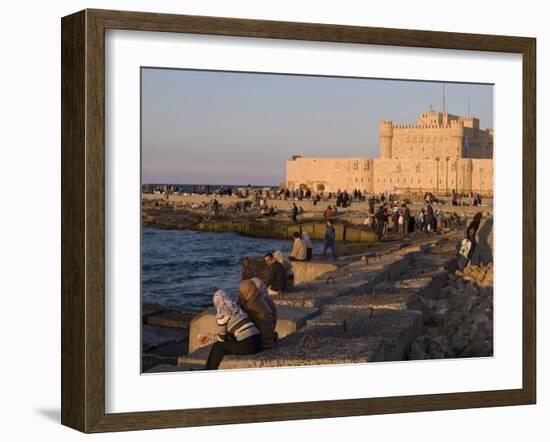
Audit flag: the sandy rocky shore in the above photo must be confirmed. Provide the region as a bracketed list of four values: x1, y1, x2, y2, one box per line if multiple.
[409, 263, 493, 359]
[141, 194, 494, 371]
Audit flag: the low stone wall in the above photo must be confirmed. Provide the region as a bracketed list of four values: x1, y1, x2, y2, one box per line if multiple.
[195, 220, 377, 242]
[242, 257, 339, 285]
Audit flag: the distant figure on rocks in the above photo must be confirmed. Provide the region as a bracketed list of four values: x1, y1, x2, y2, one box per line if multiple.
[238, 280, 277, 350]
[301, 231, 313, 261]
[456, 231, 476, 271]
[375, 205, 386, 241]
[288, 231, 307, 262]
[324, 205, 334, 218]
[273, 250, 295, 288]
[264, 252, 288, 297]
[466, 212, 483, 239]
[200, 290, 262, 370]
[291, 203, 299, 222]
[322, 220, 337, 261]
[426, 203, 436, 233]
[401, 204, 411, 238]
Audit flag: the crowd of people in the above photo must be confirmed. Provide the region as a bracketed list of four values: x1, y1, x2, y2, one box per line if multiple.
[363, 201, 467, 242]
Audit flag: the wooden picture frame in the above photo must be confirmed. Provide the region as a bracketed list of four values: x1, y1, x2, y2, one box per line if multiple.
[61, 8, 536, 433]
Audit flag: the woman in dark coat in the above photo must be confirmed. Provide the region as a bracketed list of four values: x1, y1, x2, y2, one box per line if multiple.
[238, 280, 277, 349]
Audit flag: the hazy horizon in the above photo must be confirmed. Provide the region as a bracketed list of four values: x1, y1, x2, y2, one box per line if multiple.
[142, 68, 493, 186]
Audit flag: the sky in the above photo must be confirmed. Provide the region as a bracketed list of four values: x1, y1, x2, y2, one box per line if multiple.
[141, 68, 493, 186]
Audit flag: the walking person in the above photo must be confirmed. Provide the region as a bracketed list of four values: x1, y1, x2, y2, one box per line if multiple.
[200, 290, 263, 370]
[322, 220, 337, 260]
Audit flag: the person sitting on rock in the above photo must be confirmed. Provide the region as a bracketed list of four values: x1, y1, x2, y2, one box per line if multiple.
[273, 250, 294, 288]
[238, 280, 277, 350]
[251, 277, 278, 326]
[456, 231, 476, 271]
[301, 231, 313, 261]
[264, 252, 288, 297]
[288, 231, 307, 262]
[199, 290, 262, 370]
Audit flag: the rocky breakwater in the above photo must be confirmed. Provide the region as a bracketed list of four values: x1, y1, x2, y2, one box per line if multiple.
[408, 263, 493, 359]
[170, 234, 462, 372]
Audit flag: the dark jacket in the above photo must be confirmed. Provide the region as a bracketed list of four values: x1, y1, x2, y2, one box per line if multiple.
[266, 260, 287, 292]
[325, 226, 336, 243]
[240, 297, 276, 349]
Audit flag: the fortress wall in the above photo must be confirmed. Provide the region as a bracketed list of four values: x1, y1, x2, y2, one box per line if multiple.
[372, 159, 440, 194]
[371, 158, 494, 196]
[463, 128, 493, 159]
[470, 159, 494, 195]
[390, 126, 461, 160]
[286, 156, 493, 196]
[286, 157, 374, 193]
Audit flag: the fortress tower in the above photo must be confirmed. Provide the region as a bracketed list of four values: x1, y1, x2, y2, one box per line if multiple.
[379, 120, 393, 159]
[450, 119, 465, 158]
[286, 108, 493, 196]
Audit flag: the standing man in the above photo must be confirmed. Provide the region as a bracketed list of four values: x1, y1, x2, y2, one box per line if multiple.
[401, 203, 411, 238]
[322, 220, 337, 261]
[291, 203, 299, 222]
[375, 205, 386, 241]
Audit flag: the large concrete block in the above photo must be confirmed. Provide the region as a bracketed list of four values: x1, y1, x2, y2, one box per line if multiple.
[292, 261, 338, 284]
[146, 310, 195, 329]
[242, 257, 338, 285]
[188, 305, 320, 353]
[327, 292, 422, 312]
[219, 327, 386, 369]
[188, 309, 217, 353]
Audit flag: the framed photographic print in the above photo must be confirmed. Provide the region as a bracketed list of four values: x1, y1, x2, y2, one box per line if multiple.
[61, 9, 536, 433]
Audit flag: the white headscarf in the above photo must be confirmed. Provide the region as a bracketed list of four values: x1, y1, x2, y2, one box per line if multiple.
[273, 250, 285, 263]
[213, 289, 240, 319]
[301, 232, 313, 248]
[273, 250, 293, 274]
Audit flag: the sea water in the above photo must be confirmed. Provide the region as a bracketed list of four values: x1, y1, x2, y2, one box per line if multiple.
[142, 228, 320, 311]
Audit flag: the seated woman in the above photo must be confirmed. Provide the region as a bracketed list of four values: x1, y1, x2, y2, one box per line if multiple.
[251, 277, 278, 327]
[273, 250, 294, 288]
[301, 232, 313, 261]
[238, 280, 277, 349]
[200, 290, 262, 370]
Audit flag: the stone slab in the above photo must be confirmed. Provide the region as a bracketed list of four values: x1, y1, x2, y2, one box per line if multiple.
[326, 292, 422, 312]
[146, 310, 195, 329]
[178, 344, 212, 366]
[274, 275, 374, 308]
[145, 363, 204, 373]
[219, 328, 386, 369]
[242, 256, 339, 285]
[306, 309, 423, 361]
[188, 305, 320, 353]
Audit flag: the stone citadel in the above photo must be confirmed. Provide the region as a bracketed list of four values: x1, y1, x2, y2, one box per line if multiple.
[286, 108, 494, 196]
